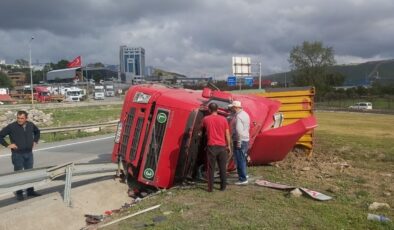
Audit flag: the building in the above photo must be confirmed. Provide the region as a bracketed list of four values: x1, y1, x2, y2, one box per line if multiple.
[119, 46, 145, 83]
[7, 72, 26, 87]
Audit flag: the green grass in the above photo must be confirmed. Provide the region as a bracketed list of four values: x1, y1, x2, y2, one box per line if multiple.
[42, 104, 122, 127]
[103, 111, 394, 229]
[37, 104, 121, 142]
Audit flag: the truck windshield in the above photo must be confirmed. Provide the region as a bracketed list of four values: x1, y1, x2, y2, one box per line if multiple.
[96, 89, 104, 92]
[67, 91, 81, 96]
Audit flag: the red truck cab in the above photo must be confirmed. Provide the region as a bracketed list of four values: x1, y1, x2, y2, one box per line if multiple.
[112, 84, 317, 189]
[34, 86, 51, 102]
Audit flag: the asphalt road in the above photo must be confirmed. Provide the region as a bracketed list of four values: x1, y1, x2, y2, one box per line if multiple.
[0, 134, 114, 174]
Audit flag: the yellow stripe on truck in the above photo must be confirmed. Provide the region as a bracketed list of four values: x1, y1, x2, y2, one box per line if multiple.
[246, 87, 316, 156]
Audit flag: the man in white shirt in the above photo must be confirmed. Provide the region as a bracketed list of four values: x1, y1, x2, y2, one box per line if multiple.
[228, 101, 250, 185]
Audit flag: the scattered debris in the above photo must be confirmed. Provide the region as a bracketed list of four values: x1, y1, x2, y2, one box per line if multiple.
[255, 179, 295, 190]
[290, 188, 302, 197]
[367, 213, 391, 222]
[368, 202, 390, 211]
[163, 211, 173, 215]
[333, 162, 351, 173]
[383, 192, 391, 197]
[255, 179, 333, 201]
[299, 188, 333, 201]
[85, 214, 104, 225]
[98, 204, 161, 228]
[301, 167, 311, 171]
[104, 210, 113, 216]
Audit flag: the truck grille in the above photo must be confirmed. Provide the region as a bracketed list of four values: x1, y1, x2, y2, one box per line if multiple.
[143, 109, 169, 181]
[119, 108, 135, 158]
[130, 117, 144, 161]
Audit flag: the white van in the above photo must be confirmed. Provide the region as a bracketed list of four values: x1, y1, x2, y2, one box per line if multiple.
[349, 102, 373, 110]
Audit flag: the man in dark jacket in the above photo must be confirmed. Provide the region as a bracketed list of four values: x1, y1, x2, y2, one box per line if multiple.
[0, 110, 41, 200]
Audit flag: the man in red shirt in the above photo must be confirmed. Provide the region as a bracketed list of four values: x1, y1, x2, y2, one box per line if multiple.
[202, 103, 231, 192]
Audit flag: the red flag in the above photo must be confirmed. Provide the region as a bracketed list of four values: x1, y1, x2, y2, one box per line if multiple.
[67, 56, 82, 68]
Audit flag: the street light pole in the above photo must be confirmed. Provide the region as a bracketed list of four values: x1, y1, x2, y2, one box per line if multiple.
[259, 62, 262, 90]
[29, 36, 34, 108]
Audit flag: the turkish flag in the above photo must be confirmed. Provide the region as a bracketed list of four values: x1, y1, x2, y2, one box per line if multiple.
[67, 56, 82, 68]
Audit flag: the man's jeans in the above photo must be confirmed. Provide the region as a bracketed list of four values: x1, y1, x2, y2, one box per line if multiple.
[12, 152, 34, 194]
[234, 141, 248, 182]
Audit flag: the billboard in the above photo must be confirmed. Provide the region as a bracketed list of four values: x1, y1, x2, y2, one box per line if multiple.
[232, 56, 251, 77]
[227, 76, 236, 86]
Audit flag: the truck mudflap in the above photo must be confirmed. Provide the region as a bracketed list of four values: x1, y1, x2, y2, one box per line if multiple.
[249, 116, 317, 164]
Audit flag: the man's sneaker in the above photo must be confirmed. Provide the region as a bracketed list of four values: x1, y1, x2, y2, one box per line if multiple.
[235, 180, 248, 185]
[27, 191, 41, 197]
[246, 175, 249, 179]
[16, 193, 24, 201]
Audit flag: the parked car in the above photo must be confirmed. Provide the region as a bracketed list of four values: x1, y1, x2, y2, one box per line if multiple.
[349, 102, 373, 110]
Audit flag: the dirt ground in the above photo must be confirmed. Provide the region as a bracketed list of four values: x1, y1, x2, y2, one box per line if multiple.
[274, 147, 393, 201]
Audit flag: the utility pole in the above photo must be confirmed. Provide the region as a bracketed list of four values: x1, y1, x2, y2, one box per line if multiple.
[285, 72, 287, 88]
[259, 62, 262, 90]
[29, 36, 34, 108]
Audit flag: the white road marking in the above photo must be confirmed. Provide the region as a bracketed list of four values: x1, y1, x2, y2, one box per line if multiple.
[0, 136, 113, 158]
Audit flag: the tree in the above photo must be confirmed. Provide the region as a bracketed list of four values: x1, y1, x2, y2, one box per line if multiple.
[88, 62, 105, 68]
[50, 60, 70, 70]
[15, 59, 29, 67]
[289, 41, 340, 89]
[92, 72, 103, 83]
[0, 72, 13, 89]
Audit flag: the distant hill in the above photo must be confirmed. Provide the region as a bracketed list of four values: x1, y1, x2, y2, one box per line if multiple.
[266, 59, 394, 86]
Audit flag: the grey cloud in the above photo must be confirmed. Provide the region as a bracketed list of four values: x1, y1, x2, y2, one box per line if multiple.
[0, 0, 394, 75]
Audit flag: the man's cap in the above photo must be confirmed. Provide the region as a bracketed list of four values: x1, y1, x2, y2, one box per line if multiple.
[228, 100, 242, 108]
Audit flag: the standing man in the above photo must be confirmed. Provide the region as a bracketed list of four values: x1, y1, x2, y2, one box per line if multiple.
[202, 103, 231, 192]
[0, 110, 41, 200]
[228, 101, 250, 185]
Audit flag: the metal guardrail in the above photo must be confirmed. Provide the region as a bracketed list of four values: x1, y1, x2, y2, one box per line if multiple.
[40, 120, 119, 134]
[0, 162, 118, 206]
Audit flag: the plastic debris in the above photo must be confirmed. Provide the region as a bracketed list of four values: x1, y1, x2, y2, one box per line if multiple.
[255, 179, 295, 190]
[255, 179, 333, 201]
[367, 213, 391, 222]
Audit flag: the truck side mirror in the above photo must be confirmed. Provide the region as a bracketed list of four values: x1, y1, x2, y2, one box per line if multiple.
[202, 88, 212, 98]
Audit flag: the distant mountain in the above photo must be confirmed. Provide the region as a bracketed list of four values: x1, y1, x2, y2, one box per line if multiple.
[266, 59, 394, 86]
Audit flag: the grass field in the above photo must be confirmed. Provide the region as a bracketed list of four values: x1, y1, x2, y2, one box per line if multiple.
[42, 104, 122, 127]
[39, 104, 122, 142]
[103, 111, 393, 230]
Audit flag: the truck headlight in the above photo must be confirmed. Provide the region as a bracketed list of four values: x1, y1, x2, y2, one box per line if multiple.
[133, 92, 151, 103]
[114, 122, 122, 143]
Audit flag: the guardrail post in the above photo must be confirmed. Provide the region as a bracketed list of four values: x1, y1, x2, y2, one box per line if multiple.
[64, 163, 74, 207]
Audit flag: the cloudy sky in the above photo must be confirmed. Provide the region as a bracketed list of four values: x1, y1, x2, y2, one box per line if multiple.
[0, 0, 393, 78]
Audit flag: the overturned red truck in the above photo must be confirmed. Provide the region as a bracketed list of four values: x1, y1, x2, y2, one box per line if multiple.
[112, 84, 317, 189]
